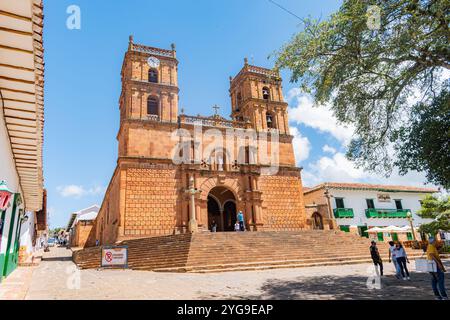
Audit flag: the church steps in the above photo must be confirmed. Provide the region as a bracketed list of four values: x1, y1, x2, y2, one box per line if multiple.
[74, 247, 404, 265]
[125, 251, 422, 269]
[140, 252, 425, 273]
[73, 231, 423, 272]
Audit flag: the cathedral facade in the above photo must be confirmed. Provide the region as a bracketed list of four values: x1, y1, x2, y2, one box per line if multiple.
[95, 37, 307, 244]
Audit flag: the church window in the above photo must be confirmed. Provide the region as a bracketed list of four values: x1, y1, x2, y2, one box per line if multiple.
[148, 68, 158, 83]
[236, 92, 242, 108]
[266, 113, 275, 128]
[147, 96, 159, 115]
[262, 87, 270, 100]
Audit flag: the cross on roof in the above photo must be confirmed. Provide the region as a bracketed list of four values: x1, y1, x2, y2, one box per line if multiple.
[212, 104, 220, 115]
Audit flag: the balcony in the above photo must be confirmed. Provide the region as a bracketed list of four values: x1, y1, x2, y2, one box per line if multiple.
[179, 114, 246, 129]
[333, 208, 354, 218]
[146, 114, 159, 121]
[365, 208, 410, 218]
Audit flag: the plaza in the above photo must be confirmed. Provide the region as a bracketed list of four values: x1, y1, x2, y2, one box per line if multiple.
[1, 1, 449, 304]
[0, 247, 447, 300]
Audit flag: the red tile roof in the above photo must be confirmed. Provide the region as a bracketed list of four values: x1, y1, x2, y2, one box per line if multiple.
[303, 182, 438, 194]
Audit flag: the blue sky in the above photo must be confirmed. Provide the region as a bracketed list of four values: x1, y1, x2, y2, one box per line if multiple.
[43, 0, 431, 228]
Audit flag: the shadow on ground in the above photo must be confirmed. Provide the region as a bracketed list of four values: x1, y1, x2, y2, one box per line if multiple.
[41, 256, 73, 262]
[200, 262, 450, 300]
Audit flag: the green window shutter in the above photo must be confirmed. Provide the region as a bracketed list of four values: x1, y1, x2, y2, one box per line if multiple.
[407, 232, 413, 241]
[392, 233, 398, 241]
[377, 232, 384, 241]
[339, 225, 350, 232]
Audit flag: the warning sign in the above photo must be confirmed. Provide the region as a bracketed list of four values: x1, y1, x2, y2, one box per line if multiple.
[101, 246, 128, 268]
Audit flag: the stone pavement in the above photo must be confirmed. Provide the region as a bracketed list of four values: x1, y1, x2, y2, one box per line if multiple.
[0, 265, 36, 300]
[14, 247, 449, 300]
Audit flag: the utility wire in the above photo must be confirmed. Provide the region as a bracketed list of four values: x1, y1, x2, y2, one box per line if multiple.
[267, 0, 302, 21]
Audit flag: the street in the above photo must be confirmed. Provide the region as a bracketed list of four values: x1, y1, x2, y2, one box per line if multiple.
[5, 247, 444, 300]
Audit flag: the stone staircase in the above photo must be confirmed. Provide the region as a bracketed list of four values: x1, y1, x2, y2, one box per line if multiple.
[72, 230, 425, 273]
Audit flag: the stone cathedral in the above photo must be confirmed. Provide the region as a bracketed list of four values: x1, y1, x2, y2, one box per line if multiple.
[95, 37, 307, 244]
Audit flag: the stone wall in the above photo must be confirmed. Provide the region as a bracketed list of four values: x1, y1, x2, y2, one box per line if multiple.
[259, 172, 306, 230]
[71, 221, 96, 248]
[123, 165, 180, 237]
[95, 166, 121, 245]
[303, 188, 328, 206]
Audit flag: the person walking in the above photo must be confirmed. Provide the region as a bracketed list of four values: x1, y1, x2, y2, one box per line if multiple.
[427, 237, 448, 300]
[395, 242, 410, 280]
[211, 220, 217, 232]
[388, 241, 401, 278]
[370, 241, 383, 276]
[237, 211, 245, 231]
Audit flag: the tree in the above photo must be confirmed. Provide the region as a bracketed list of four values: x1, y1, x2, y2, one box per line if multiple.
[275, 0, 450, 186]
[393, 87, 450, 188]
[417, 194, 450, 236]
[49, 227, 64, 237]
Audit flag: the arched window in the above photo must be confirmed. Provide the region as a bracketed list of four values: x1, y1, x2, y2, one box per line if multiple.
[266, 113, 275, 128]
[147, 96, 158, 115]
[148, 68, 158, 83]
[262, 87, 270, 100]
[236, 92, 242, 108]
[238, 146, 257, 165]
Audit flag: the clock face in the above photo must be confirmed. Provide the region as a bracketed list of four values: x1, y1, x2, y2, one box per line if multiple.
[147, 57, 160, 68]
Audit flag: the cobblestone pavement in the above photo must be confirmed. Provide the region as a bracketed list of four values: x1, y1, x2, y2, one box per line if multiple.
[23, 247, 448, 300]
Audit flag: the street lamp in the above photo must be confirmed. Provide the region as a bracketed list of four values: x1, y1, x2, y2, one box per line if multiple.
[324, 188, 337, 230]
[20, 211, 29, 223]
[0, 180, 13, 211]
[406, 210, 418, 243]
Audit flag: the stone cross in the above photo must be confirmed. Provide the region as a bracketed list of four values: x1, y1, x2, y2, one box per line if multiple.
[185, 176, 201, 233]
[212, 104, 220, 116]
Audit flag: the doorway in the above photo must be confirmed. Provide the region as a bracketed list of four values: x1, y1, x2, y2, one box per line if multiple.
[207, 186, 236, 232]
[312, 212, 324, 230]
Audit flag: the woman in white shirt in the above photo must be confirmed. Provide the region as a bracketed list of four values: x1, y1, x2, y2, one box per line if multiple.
[395, 243, 410, 280]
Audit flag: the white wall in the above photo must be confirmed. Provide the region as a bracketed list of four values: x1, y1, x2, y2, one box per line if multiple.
[0, 107, 23, 256]
[330, 189, 433, 227]
[19, 211, 35, 255]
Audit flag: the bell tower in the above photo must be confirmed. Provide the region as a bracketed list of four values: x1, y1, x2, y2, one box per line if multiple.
[119, 36, 179, 123]
[229, 58, 289, 135]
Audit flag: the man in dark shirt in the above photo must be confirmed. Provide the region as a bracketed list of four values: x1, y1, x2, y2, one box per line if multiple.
[370, 240, 383, 276]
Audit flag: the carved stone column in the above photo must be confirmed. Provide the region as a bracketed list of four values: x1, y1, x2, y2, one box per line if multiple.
[185, 176, 201, 233]
[219, 208, 224, 232]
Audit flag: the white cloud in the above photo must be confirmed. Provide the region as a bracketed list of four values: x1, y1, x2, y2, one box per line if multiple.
[322, 144, 337, 154]
[287, 89, 355, 145]
[289, 126, 311, 163]
[287, 88, 441, 190]
[57, 184, 105, 199]
[301, 152, 434, 188]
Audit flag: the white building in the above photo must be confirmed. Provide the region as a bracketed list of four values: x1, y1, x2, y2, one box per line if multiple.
[0, 0, 45, 279]
[303, 182, 438, 242]
[66, 205, 100, 248]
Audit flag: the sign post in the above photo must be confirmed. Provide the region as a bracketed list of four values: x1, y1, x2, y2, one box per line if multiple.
[101, 246, 128, 268]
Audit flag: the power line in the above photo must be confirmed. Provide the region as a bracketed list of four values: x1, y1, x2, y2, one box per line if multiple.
[267, 0, 302, 21]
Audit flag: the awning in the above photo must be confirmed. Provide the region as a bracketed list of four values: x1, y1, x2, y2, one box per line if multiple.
[365, 227, 386, 233]
[0, 0, 44, 211]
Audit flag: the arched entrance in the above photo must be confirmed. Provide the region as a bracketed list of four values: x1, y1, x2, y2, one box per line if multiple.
[207, 186, 236, 232]
[207, 195, 221, 231]
[312, 212, 324, 230]
[223, 200, 237, 231]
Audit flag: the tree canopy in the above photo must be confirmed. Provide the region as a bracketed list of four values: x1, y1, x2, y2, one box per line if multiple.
[393, 87, 450, 187]
[276, 0, 449, 187]
[417, 194, 450, 236]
